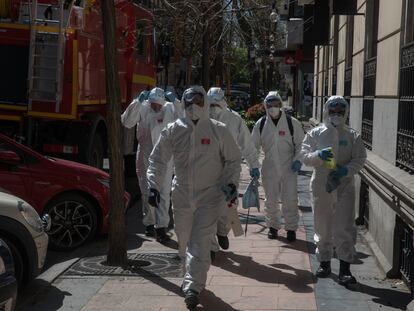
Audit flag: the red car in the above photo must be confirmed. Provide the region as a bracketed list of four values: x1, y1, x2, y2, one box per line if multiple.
[0, 134, 128, 251]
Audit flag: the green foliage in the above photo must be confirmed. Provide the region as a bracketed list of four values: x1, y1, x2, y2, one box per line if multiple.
[228, 46, 251, 84]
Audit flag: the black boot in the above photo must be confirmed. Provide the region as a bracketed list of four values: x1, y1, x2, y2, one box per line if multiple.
[338, 260, 357, 286]
[267, 227, 278, 239]
[156, 227, 171, 243]
[315, 261, 331, 277]
[145, 225, 155, 237]
[286, 230, 296, 242]
[217, 234, 229, 250]
[184, 289, 199, 310]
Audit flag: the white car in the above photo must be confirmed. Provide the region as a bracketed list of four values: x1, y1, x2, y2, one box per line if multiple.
[0, 191, 49, 286]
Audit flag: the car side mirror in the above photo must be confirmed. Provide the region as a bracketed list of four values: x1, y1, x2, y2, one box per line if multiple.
[0, 150, 21, 165]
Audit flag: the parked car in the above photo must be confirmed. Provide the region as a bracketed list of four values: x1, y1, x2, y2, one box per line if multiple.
[229, 90, 250, 110]
[0, 192, 49, 286]
[0, 238, 17, 311]
[0, 134, 129, 251]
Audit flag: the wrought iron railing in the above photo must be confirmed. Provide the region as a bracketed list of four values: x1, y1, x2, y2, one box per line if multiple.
[396, 101, 414, 173]
[399, 222, 413, 293]
[344, 67, 352, 97]
[364, 57, 377, 97]
[400, 41, 414, 99]
[397, 43, 414, 174]
[362, 99, 373, 150]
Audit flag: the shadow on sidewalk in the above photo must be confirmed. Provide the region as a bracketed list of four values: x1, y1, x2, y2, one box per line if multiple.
[279, 237, 316, 254]
[138, 270, 237, 310]
[326, 273, 412, 310]
[16, 279, 71, 311]
[198, 290, 238, 311]
[215, 252, 315, 293]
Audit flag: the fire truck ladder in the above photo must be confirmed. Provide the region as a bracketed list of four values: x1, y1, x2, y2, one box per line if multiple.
[26, 0, 66, 112]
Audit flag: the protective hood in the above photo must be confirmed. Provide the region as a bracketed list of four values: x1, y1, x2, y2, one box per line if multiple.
[323, 95, 349, 128]
[263, 91, 283, 116]
[148, 87, 166, 105]
[182, 85, 210, 121]
[207, 87, 227, 109]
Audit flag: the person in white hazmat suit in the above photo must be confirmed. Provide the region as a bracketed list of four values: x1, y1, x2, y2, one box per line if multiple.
[121, 87, 175, 243]
[147, 86, 241, 310]
[301, 95, 366, 285]
[207, 87, 260, 253]
[251, 91, 305, 242]
[166, 91, 185, 119]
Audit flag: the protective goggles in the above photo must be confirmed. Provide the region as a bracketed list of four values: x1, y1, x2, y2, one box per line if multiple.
[209, 92, 224, 102]
[183, 92, 204, 107]
[265, 97, 281, 107]
[327, 100, 346, 109]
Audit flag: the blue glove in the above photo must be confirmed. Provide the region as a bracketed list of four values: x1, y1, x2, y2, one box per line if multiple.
[221, 184, 238, 202]
[250, 168, 260, 179]
[318, 147, 334, 161]
[148, 188, 160, 208]
[330, 164, 348, 179]
[291, 160, 302, 172]
[326, 174, 341, 193]
[165, 91, 176, 103]
[138, 90, 149, 103]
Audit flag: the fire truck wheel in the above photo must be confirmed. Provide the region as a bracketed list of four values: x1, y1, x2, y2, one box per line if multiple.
[44, 193, 98, 251]
[89, 134, 104, 169]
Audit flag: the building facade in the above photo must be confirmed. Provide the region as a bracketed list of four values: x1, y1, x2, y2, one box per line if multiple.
[311, 0, 413, 300]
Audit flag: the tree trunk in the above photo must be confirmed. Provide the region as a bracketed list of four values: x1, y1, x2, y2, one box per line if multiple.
[202, 23, 210, 90]
[100, 0, 127, 267]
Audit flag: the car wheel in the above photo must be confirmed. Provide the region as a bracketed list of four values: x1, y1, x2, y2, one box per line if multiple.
[1, 237, 24, 286]
[44, 194, 98, 251]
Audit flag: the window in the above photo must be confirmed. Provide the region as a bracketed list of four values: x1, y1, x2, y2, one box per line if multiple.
[365, 0, 379, 59]
[136, 21, 145, 57]
[404, 0, 414, 44]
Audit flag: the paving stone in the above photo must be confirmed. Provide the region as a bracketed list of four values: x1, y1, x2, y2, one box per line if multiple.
[277, 296, 317, 310]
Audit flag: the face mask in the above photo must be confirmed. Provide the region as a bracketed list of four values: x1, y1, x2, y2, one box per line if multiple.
[210, 106, 223, 119]
[185, 104, 204, 121]
[268, 107, 280, 118]
[329, 114, 344, 126]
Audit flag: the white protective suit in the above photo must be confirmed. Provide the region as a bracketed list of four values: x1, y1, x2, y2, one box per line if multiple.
[251, 91, 305, 231]
[147, 86, 241, 293]
[301, 95, 366, 263]
[121, 88, 175, 229]
[208, 87, 260, 251]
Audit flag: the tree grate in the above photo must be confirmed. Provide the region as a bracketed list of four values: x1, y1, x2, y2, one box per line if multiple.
[63, 253, 183, 278]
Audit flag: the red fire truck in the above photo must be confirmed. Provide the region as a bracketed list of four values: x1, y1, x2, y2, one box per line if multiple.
[0, 0, 155, 168]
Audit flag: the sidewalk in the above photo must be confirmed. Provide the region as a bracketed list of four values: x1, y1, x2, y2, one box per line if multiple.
[16, 163, 412, 311]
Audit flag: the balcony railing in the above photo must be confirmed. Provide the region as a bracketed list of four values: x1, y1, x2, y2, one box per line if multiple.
[363, 57, 377, 97]
[397, 43, 414, 174]
[362, 99, 373, 150]
[400, 42, 414, 99]
[396, 101, 414, 173]
[344, 67, 352, 97]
